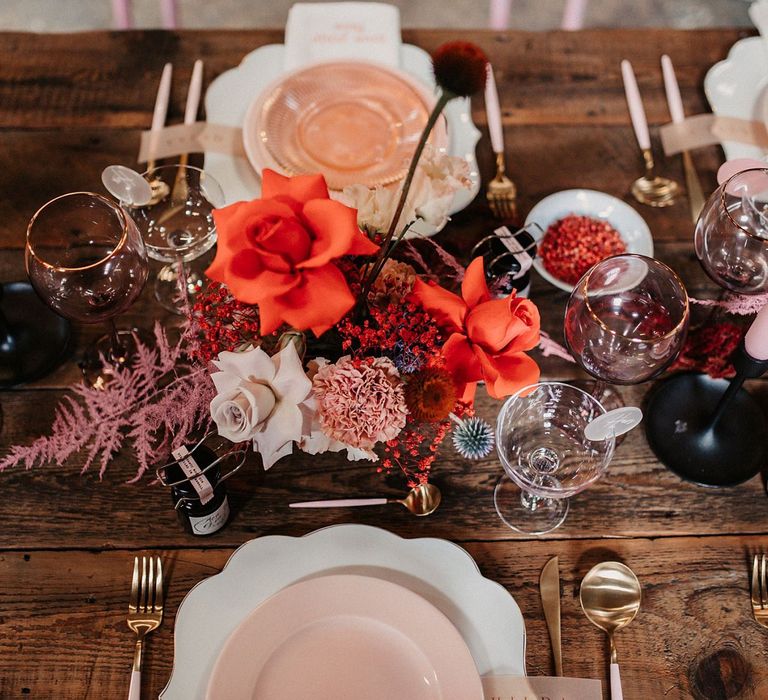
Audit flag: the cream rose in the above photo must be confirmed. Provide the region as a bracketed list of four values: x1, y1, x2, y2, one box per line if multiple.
[210, 380, 276, 443]
[209, 343, 313, 469]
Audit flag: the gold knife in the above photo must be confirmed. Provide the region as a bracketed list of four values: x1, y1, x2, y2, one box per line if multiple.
[539, 556, 563, 676]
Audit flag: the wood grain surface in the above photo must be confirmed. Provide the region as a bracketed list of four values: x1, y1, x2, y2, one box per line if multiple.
[0, 28, 765, 700]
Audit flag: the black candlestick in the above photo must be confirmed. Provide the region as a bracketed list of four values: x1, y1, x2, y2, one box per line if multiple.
[645, 339, 768, 487]
[0, 281, 70, 387]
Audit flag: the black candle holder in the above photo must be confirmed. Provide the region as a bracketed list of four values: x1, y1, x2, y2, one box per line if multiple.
[645, 340, 768, 487]
[0, 281, 70, 388]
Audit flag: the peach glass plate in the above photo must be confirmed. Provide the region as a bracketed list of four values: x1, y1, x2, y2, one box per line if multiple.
[205, 574, 483, 700]
[243, 61, 447, 190]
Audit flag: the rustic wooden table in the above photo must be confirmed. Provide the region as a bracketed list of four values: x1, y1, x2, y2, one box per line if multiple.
[0, 27, 766, 700]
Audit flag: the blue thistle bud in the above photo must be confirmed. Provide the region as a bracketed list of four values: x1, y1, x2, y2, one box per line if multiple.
[452, 416, 495, 460]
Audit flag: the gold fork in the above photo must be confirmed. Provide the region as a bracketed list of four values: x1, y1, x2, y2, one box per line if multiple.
[751, 554, 768, 629]
[487, 153, 518, 220]
[484, 64, 517, 220]
[127, 556, 164, 700]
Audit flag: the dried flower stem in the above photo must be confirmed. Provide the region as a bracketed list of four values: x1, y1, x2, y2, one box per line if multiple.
[361, 91, 452, 299]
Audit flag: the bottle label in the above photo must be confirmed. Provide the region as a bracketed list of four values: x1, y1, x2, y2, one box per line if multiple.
[494, 225, 534, 279]
[188, 497, 230, 536]
[172, 445, 214, 505]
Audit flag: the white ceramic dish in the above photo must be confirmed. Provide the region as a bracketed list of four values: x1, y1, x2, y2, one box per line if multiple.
[704, 36, 768, 161]
[206, 575, 483, 700]
[160, 524, 526, 699]
[524, 189, 654, 292]
[204, 44, 481, 238]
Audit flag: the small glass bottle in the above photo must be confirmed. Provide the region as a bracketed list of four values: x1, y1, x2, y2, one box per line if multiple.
[166, 444, 231, 536]
[473, 226, 537, 298]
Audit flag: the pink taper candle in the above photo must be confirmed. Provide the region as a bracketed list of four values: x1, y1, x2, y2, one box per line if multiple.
[160, 0, 178, 29]
[745, 302, 768, 361]
[489, 0, 511, 30]
[561, 0, 587, 30]
[111, 0, 133, 29]
[621, 59, 651, 152]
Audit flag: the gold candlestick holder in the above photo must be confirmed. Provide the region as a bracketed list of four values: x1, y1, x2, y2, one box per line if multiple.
[631, 148, 679, 208]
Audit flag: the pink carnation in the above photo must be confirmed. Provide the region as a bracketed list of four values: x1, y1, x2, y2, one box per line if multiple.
[312, 356, 408, 450]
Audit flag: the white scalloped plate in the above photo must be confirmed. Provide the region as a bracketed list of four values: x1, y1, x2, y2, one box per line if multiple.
[160, 524, 526, 699]
[705, 36, 768, 161]
[204, 44, 481, 237]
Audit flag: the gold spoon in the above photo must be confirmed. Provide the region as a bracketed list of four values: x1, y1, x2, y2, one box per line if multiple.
[580, 561, 641, 700]
[289, 482, 442, 517]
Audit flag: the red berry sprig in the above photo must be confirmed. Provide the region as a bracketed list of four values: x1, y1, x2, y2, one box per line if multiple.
[189, 281, 261, 362]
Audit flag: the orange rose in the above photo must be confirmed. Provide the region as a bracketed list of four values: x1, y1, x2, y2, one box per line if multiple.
[411, 257, 540, 399]
[206, 169, 379, 336]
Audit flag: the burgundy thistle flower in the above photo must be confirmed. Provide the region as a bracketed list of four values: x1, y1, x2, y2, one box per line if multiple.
[432, 41, 489, 98]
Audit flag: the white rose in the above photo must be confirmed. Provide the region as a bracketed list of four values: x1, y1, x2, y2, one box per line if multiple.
[336, 146, 470, 234]
[210, 380, 276, 443]
[338, 184, 399, 233]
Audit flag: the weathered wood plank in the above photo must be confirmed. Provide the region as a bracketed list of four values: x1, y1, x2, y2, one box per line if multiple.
[1, 537, 765, 700]
[2, 380, 768, 549]
[0, 125, 722, 254]
[0, 29, 749, 129]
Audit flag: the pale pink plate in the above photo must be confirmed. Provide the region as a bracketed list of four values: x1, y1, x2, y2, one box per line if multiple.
[205, 574, 483, 700]
[242, 61, 448, 190]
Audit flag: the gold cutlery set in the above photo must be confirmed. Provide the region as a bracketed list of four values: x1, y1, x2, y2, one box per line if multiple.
[484, 55, 705, 225]
[540, 557, 641, 699]
[751, 554, 768, 629]
[621, 55, 704, 221]
[127, 556, 164, 700]
[484, 63, 517, 220]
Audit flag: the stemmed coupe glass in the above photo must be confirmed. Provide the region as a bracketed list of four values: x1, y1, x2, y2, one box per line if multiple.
[646, 169, 768, 486]
[129, 165, 223, 314]
[494, 381, 615, 534]
[26, 192, 149, 386]
[564, 254, 690, 411]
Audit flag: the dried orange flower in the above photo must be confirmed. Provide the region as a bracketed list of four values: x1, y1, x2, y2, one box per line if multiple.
[404, 368, 457, 423]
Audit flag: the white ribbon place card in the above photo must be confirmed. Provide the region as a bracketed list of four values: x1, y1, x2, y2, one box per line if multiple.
[482, 675, 602, 700]
[660, 114, 768, 155]
[283, 1, 401, 70]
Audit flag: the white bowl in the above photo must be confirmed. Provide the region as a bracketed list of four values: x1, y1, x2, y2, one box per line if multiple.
[524, 189, 654, 292]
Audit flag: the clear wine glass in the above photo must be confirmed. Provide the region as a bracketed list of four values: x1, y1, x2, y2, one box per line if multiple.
[494, 381, 615, 534]
[26, 192, 149, 386]
[129, 165, 224, 314]
[564, 254, 689, 409]
[695, 168, 768, 295]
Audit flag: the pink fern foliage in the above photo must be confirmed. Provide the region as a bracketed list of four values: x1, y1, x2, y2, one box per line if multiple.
[690, 293, 768, 316]
[0, 323, 214, 481]
[537, 331, 575, 362]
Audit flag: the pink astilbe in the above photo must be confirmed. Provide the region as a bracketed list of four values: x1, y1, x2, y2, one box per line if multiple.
[537, 331, 575, 362]
[400, 238, 465, 285]
[0, 323, 214, 481]
[691, 293, 768, 316]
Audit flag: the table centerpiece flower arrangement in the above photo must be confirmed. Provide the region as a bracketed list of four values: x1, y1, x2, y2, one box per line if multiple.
[1, 41, 542, 486]
[190, 41, 542, 485]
